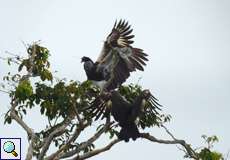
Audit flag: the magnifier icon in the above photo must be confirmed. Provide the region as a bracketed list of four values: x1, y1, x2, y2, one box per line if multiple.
[3, 141, 18, 157]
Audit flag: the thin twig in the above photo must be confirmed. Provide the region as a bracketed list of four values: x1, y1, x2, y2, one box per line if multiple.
[0, 89, 10, 94]
[161, 125, 177, 140]
[0, 56, 21, 64]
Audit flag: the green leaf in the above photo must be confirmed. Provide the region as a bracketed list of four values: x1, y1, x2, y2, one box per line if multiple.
[4, 115, 12, 124]
[15, 80, 33, 102]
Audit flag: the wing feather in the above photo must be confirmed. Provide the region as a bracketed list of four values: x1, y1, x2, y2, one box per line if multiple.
[105, 57, 130, 91]
[107, 19, 134, 47]
[129, 56, 144, 71]
[102, 46, 148, 90]
[95, 20, 148, 91]
[87, 93, 111, 120]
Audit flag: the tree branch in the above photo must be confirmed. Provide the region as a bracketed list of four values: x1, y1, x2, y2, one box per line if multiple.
[59, 117, 111, 159]
[161, 125, 177, 140]
[38, 117, 72, 160]
[140, 132, 198, 159]
[8, 46, 39, 160]
[10, 110, 34, 138]
[45, 121, 91, 160]
[0, 56, 21, 64]
[0, 89, 10, 94]
[10, 101, 37, 160]
[73, 139, 121, 160]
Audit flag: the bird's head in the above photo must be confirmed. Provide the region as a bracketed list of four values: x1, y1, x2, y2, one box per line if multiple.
[141, 89, 151, 99]
[81, 56, 92, 63]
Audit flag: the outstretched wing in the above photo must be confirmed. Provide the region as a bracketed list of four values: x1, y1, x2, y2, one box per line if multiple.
[87, 91, 131, 121]
[96, 20, 149, 91]
[96, 19, 134, 63]
[106, 47, 148, 90]
[138, 93, 163, 129]
[87, 93, 111, 121]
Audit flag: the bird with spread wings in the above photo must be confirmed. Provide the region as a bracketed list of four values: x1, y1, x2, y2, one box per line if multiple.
[81, 19, 148, 91]
[87, 89, 162, 142]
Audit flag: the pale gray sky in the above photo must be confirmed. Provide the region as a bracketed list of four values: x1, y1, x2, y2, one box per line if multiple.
[0, 0, 230, 159]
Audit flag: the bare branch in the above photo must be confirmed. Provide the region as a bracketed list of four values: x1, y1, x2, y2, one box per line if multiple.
[26, 134, 37, 160]
[73, 139, 121, 160]
[59, 125, 199, 160]
[78, 117, 111, 150]
[140, 133, 198, 159]
[10, 101, 37, 160]
[5, 51, 23, 59]
[0, 89, 10, 94]
[45, 121, 91, 160]
[10, 110, 34, 137]
[38, 118, 72, 160]
[161, 125, 177, 140]
[0, 56, 21, 64]
[59, 117, 111, 159]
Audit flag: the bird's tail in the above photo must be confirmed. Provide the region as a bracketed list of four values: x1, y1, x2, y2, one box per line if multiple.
[118, 123, 140, 142]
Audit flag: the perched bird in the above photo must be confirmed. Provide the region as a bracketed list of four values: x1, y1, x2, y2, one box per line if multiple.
[81, 56, 110, 89]
[87, 89, 161, 142]
[81, 19, 148, 91]
[81, 57, 110, 80]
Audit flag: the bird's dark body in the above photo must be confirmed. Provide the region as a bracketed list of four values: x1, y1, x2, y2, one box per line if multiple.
[88, 89, 161, 142]
[82, 58, 110, 81]
[83, 61, 102, 81]
[110, 91, 143, 142]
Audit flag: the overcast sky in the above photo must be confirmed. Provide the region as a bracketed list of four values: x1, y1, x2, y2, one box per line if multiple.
[0, 0, 230, 159]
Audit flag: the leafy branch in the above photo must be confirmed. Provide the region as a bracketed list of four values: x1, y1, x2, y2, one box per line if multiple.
[0, 42, 226, 160]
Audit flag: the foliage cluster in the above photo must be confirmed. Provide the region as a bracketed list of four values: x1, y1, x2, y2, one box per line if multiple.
[0, 43, 226, 160]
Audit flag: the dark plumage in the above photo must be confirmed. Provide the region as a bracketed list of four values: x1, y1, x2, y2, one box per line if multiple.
[81, 56, 109, 81]
[81, 19, 148, 91]
[87, 90, 161, 142]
